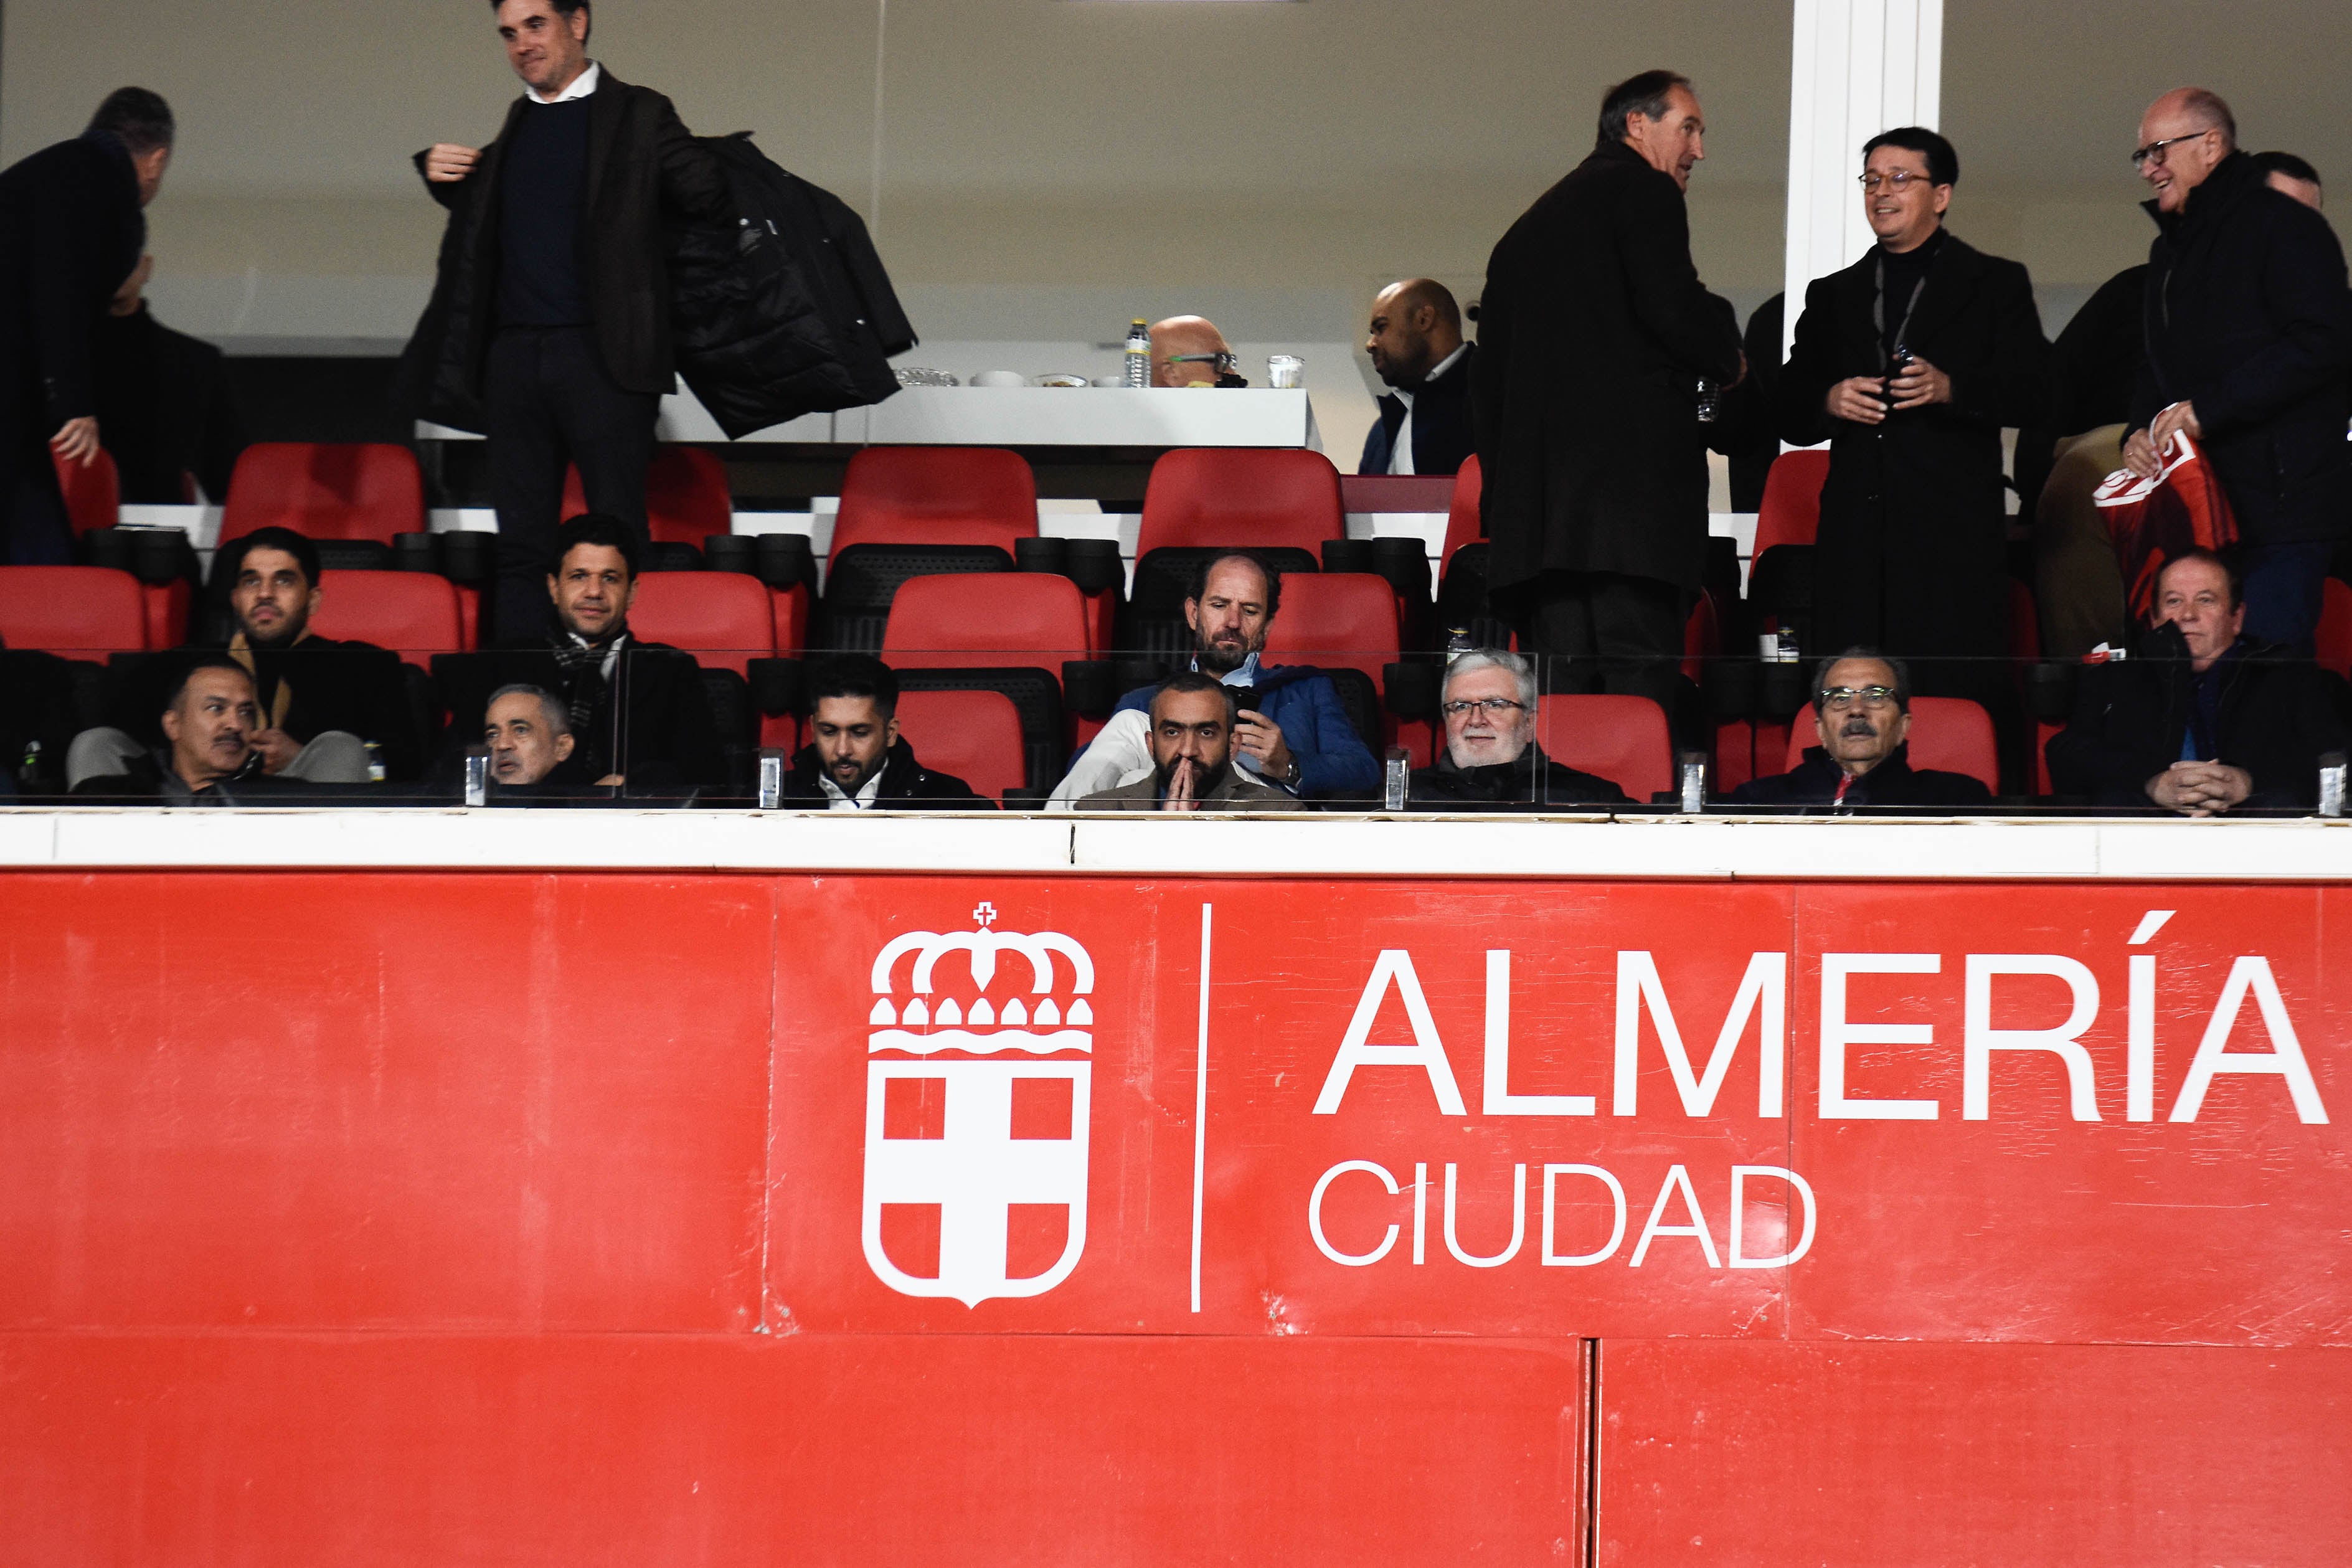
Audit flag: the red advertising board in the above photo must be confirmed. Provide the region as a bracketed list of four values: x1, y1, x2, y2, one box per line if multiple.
[1, 867, 2347, 1562]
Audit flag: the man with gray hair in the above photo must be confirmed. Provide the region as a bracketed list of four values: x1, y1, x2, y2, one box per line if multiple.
[2119, 87, 2352, 649]
[1407, 649, 1630, 810]
[483, 682, 582, 788]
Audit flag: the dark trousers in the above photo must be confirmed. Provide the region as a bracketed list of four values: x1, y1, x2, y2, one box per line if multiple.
[485, 325, 658, 641]
[2238, 541, 2331, 653]
[1519, 569, 1699, 750]
[1, 389, 73, 565]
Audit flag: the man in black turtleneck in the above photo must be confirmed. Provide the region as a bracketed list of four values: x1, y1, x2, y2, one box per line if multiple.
[0, 88, 172, 564]
[2120, 88, 2352, 652]
[405, 0, 728, 642]
[1778, 126, 2046, 689]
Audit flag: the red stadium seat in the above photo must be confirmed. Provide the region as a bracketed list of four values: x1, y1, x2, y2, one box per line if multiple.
[626, 572, 776, 676]
[882, 574, 1089, 670]
[308, 570, 462, 671]
[2318, 577, 2352, 682]
[50, 446, 120, 536]
[1136, 448, 1344, 557]
[1442, 453, 1483, 574]
[561, 446, 732, 547]
[1262, 573, 1400, 687]
[1782, 695, 1998, 791]
[1682, 589, 1721, 683]
[1753, 448, 1830, 557]
[1537, 694, 1674, 802]
[220, 443, 423, 544]
[831, 446, 1038, 555]
[892, 688, 1026, 804]
[0, 565, 148, 659]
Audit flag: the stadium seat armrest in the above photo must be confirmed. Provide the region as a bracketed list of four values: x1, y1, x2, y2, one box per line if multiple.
[1062, 659, 1118, 719]
[748, 656, 806, 717]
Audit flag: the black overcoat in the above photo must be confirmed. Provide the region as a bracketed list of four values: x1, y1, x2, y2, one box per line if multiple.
[2132, 150, 2352, 547]
[1473, 138, 1740, 599]
[1779, 232, 2047, 661]
[397, 69, 729, 428]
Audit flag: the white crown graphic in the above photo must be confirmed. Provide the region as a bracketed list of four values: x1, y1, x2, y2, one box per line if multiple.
[867, 910, 1095, 1057]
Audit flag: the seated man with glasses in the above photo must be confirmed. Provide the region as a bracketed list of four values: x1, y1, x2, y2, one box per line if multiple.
[1150, 315, 1249, 387]
[1409, 649, 1630, 810]
[1729, 648, 1992, 811]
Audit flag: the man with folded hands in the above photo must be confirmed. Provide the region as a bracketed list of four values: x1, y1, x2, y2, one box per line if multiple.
[1408, 649, 1629, 810]
[1730, 649, 1993, 811]
[1049, 550, 1380, 806]
[1079, 674, 1306, 813]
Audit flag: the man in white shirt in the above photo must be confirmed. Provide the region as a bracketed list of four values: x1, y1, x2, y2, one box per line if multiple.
[1359, 278, 1476, 476]
[781, 655, 992, 811]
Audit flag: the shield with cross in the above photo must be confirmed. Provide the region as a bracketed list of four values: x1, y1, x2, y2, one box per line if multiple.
[861, 903, 1096, 1307]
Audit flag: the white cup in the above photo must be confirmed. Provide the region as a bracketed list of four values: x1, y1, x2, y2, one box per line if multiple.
[1267, 354, 1304, 390]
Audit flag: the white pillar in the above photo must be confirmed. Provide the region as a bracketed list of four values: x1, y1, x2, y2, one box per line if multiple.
[1782, 0, 1943, 357]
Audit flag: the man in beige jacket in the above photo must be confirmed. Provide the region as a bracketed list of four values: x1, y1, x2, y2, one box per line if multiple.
[1079, 674, 1308, 813]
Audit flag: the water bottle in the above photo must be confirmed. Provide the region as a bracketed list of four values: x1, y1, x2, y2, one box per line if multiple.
[2321, 752, 2346, 818]
[1695, 377, 1719, 424]
[757, 749, 785, 811]
[463, 747, 490, 808]
[364, 740, 386, 784]
[1678, 753, 1707, 814]
[1383, 748, 1411, 811]
[1444, 627, 1475, 664]
[1124, 319, 1151, 389]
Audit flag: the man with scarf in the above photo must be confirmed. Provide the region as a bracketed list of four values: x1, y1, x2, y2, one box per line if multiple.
[0, 88, 174, 563]
[471, 512, 719, 788]
[2049, 550, 2346, 815]
[1408, 649, 1630, 810]
[64, 527, 413, 788]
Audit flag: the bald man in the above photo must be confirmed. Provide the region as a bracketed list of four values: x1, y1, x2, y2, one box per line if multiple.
[2123, 87, 2352, 650]
[1360, 278, 1476, 476]
[1149, 315, 1244, 388]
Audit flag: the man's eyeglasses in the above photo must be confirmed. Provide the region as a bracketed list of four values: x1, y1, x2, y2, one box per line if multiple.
[2131, 131, 2211, 169]
[1818, 685, 1899, 711]
[1856, 170, 1930, 192]
[1442, 697, 1529, 719]
[1165, 351, 1238, 372]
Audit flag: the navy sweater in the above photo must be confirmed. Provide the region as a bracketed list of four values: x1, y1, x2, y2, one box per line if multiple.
[498, 98, 592, 327]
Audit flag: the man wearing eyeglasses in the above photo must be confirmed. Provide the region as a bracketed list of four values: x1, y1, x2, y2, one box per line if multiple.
[1149, 316, 1247, 388]
[1407, 650, 1630, 810]
[2118, 90, 2352, 653]
[1778, 127, 2047, 691]
[1729, 650, 1991, 811]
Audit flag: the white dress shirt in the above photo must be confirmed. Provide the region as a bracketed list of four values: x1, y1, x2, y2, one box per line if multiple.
[526, 59, 601, 105]
[1386, 341, 1471, 476]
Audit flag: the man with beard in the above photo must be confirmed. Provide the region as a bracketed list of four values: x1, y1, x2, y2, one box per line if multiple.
[65, 526, 412, 788]
[1359, 279, 1475, 476]
[70, 656, 260, 802]
[1047, 551, 1381, 806]
[781, 655, 991, 810]
[1730, 649, 1992, 811]
[2048, 550, 2346, 815]
[1079, 674, 1308, 813]
[1407, 649, 1629, 810]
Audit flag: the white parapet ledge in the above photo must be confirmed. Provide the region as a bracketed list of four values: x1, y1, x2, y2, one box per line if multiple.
[1, 808, 2350, 880]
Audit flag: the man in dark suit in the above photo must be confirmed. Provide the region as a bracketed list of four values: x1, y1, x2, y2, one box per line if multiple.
[1730, 650, 1993, 812]
[0, 88, 172, 564]
[1359, 279, 1475, 476]
[1473, 70, 1742, 712]
[2120, 89, 2352, 651]
[402, 0, 730, 641]
[1778, 126, 2047, 689]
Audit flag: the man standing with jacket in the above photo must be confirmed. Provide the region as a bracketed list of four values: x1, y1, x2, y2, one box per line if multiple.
[0, 88, 173, 563]
[2120, 88, 2352, 649]
[1778, 126, 2047, 683]
[403, 0, 729, 641]
[1473, 70, 1742, 712]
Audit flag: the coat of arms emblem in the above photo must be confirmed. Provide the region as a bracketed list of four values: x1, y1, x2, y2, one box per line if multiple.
[862, 903, 1094, 1306]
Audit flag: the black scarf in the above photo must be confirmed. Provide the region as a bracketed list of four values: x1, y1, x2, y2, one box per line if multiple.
[548, 626, 628, 739]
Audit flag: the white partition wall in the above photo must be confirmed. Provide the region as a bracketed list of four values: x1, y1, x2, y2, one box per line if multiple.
[1782, 0, 1944, 356]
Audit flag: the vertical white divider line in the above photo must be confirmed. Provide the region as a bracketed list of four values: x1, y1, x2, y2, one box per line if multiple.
[867, 0, 889, 240]
[1191, 901, 1214, 1313]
